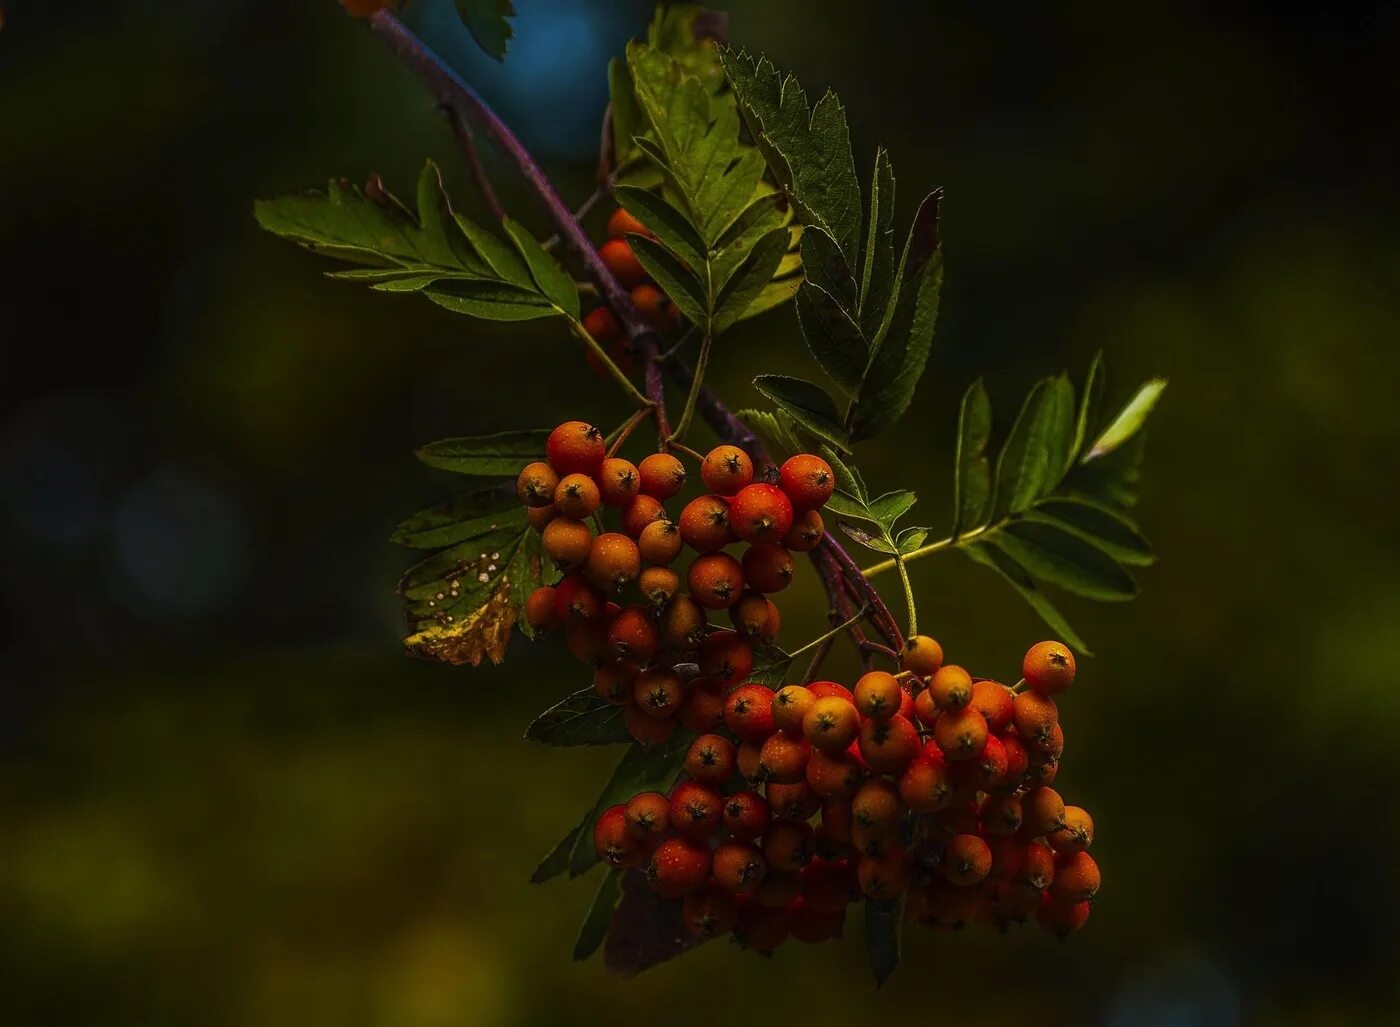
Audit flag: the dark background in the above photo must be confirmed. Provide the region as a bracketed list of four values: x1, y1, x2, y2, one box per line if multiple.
[3, 1, 1399, 1024]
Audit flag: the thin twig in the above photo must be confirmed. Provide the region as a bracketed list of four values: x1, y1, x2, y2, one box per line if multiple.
[437, 103, 505, 220]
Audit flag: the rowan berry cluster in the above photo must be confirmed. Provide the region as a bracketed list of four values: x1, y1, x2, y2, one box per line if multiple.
[518, 420, 834, 746]
[592, 638, 1099, 952]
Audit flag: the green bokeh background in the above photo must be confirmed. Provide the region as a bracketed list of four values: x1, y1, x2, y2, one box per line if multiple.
[3, 2, 1398, 1024]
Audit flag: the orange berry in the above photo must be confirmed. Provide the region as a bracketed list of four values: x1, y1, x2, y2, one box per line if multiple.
[802, 695, 861, 752]
[632, 666, 682, 718]
[623, 791, 670, 843]
[637, 565, 679, 607]
[631, 283, 679, 331]
[700, 445, 753, 495]
[730, 591, 781, 642]
[853, 670, 903, 720]
[858, 714, 920, 774]
[606, 206, 649, 240]
[677, 494, 733, 552]
[524, 585, 560, 631]
[1051, 851, 1100, 902]
[609, 606, 660, 662]
[741, 542, 795, 593]
[697, 629, 752, 684]
[685, 733, 736, 785]
[582, 304, 622, 342]
[969, 679, 1014, 733]
[766, 781, 821, 821]
[585, 532, 641, 592]
[593, 804, 648, 868]
[934, 706, 988, 762]
[783, 509, 825, 551]
[900, 635, 944, 676]
[763, 819, 815, 872]
[553, 472, 600, 519]
[771, 684, 815, 735]
[660, 594, 707, 650]
[929, 664, 973, 710]
[637, 452, 687, 499]
[899, 754, 953, 813]
[679, 678, 726, 733]
[637, 518, 682, 565]
[688, 552, 744, 608]
[722, 789, 771, 841]
[542, 517, 592, 567]
[758, 731, 810, 784]
[913, 688, 940, 728]
[778, 453, 834, 510]
[516, 461, 559, 508]
[620, 494, 666, 537]
[1025, 786, 1067, 836]
[1013, 691, 1059, 748]
[1023, 640, 1076, 695]
[942, 833, 992, 886]
[599, 238, 648, 288]
[591, 659, 638, 705]
[546, 421, 605, 476]
[526, 504, 556, 531]
[712, 840, 767, 893]
[980, 793, 1024, 836]
[1017, 839, 1056, 892]
[682, 884, 738, 938]
[852, 777, 904, 830]
[669, 780, 723, 840]
[1038, 893, 1091, 938]
[724, 683, 776, 742]
[596, 457, 641, 507]
[1050, 806, 1094, 854]
[645, 836, 711, 898]
[729, 483, 794, 543]
[805, 746, 863, 798]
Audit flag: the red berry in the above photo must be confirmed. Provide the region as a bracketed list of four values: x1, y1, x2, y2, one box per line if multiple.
[682, 884, 738, 938]
[645, 836, 711, 897]
[741, 542, 795, 593]
[725, 683, 777, 742]
[697, 629, 753, 684]
[942, 833, 993, 886]
[594, 804, 647, 868]
[778, 454, 834, 510]
[623, 791, 670, 843]
[713, 840, 768, 893]
[545, 421, 605, 476]
[606, 206, 650, 240]
[729, 483, 794, 543]
[599, 238, 648, 288]
[722, 789, 771, 841]
[669, 780, 723, 840]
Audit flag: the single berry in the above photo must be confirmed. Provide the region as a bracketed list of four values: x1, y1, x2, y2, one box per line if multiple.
[679, 678, 726, 733]
[741, 542, 795, 593]
[524, 585, 560, 631]
[853, 670, 903, 721]
[808, 681, 856, 704]
[645, 836, 711, 898]
[858, 714, 920, 774]
[1017, 840, 1056, 892]
[688, 552, 744, 609]
[970, 679, 1014, 733]
[661, 594, 707, 651]
[852, 777, 904, 833]
[632, 665, 683, 718]
[1050, 850, 1100, 903]
[1026, 786, 1067, 836]
[682, 884, 738, 938]
[620, 494, 666, 538]
[977, 733, 1010, 786]
[637, 565, 679, 607]
[900, 635, 944, 676]
[1049, 805, 1094, 854]
[585, 532, 641, 592]
[722, 790, 771, 841]
[596, 457, 641, 507]
[729, 483, 795, 543]
[609, 606, 660, 662]
[778, 454, 835, 510]
[766, 781, 821, 821]
[697, 629, 752, 684]
[914, 688, 940, 728]
[857, 847, 910, 900]
[631, 283, 679, 331]
[669, 780, 723, 840]
[898, 754, 953, 813]
[1012, 691, 1059, 748]
[637, 452, 687, 499]
[565, 618, 609, 664]
[526, 504, 556, 532]
[805, 746, 863, 799]
[607, 206, 650, 240]
[1038, 893, 1091, 938]
[802, 695, 861, 752]
[725, 683, 777, 742]
[758, 731, 811, 784]
[980, 793, 1023, 836]
[930, 664, 973, 710]
[1023, 640, 1076, 695]
[546, 421, 605, 476]
[783, 509, 825, 552]
[771, 684, 815, 735]
[637, 518, 682, 566]
[729, 591, 781, 642]
[763, 819, 815, 872]
[623, 791, 670, 843]
[700, 445, 754, 496]
[594, 804, 648, 868]
[582, 304, 621, 343]
[933, 706, 989, 761]
[942, 833, 993, 887]
[516, 461, 560, 508]
[553, 473, 601, 519]
[591, 659, 638, 706]
[685, 733, 736, 785]
[677, 494, 733, 553]
[712, 840, 768, 893]
[542, 517, 592, 568]
[599, 238, 648, 288]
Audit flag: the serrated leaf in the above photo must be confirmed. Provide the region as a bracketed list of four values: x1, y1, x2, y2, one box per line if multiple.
[866, 896, 903, 986]
[849, 192, 943, 441]
[526, 688, 632, 746]
[454, 0, 515, 61]
[993, 519, 1137, 602]
[614, 186, 707, 271]
[859, 148, 897, 340]
[713, 227, 790, 333]
[391, 485, 522, 549]
[820, 445, 866, 504]
[422, 281, 557, 321]
[573, 870, 620, 961]
[566, 734, 693, 877]
[415, 430, 550, 476]
[964, 544, 1092, 655]
[1085, 379, 1168, 460]
[1032, 498, 1154, 567]
[721, 49, 863, 265]
[753, 375, 849, 450]
[454, 213, 534, 289]
[952, 378, 993, 536]
[840, 522, 896, 554]
[502, 218, 580, 318]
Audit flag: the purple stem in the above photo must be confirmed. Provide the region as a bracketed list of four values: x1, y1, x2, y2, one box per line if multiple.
[438, 104, 505, 220]
[822, 534, 905, 651]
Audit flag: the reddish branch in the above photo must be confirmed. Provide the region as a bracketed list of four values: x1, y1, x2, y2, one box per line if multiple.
[364, 9, 904, 665]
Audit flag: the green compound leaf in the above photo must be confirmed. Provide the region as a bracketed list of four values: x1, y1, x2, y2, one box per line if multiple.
[963, 543, 1093, 656]
[1084, 377, 1169, 461]
[390, 484, 521, 549]
[951, 378, 993, 538]
[414, 429, 550, 476]
[257, 161, 578, 324]
[526, 688, 632, 747]
[453, 0, 515, 62]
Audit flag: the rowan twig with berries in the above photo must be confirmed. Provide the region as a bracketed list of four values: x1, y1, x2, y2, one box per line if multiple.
[259, 0, 1167, 982]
